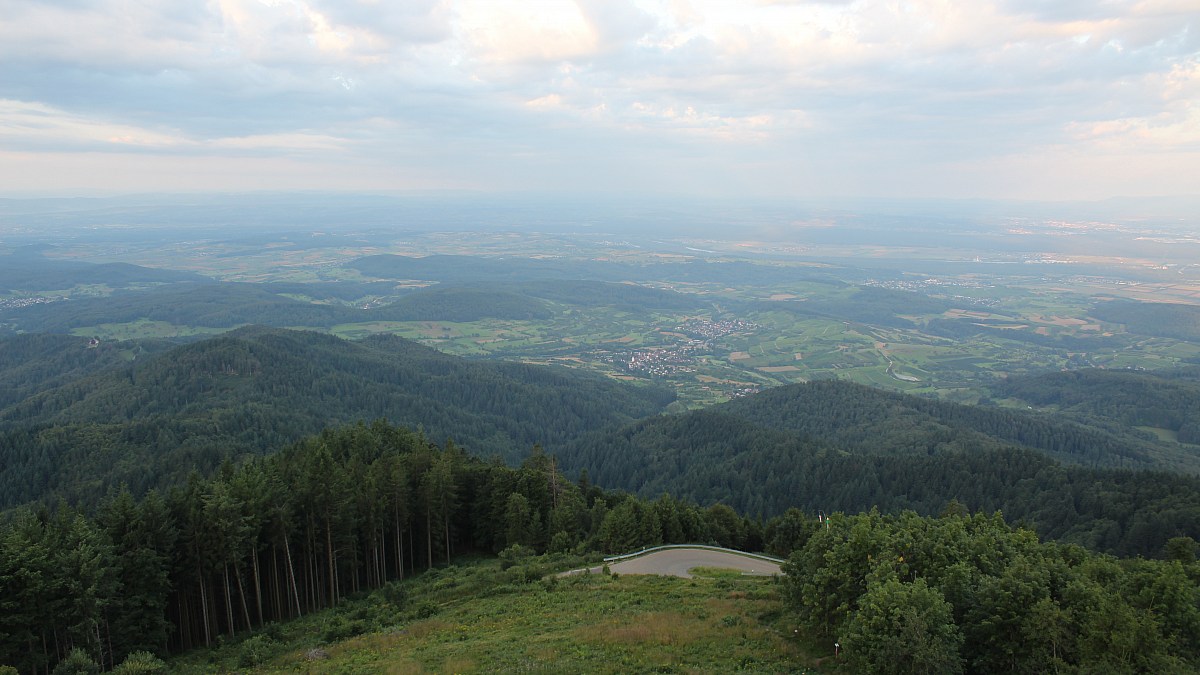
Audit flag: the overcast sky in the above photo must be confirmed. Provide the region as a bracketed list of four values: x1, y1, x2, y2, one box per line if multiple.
[1, 0, 1197, 200]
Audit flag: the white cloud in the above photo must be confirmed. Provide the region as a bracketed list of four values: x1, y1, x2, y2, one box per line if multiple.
[0, 0, 1196, 198]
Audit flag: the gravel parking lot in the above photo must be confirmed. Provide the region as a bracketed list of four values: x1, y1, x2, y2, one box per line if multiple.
[563, 547, 782, 579]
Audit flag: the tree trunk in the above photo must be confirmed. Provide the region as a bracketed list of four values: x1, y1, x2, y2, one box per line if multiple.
[271, 544, 282, 620]
[198, 568, 211, 646]
[223, 563, 235, 637]
[395, 518, 404, 580]
[177, 593, 189, 651]
[234, 560, 253, 632]
[252, 548, 264, 625]
[283, 534, 302, 618]
[326, 515, 338, 606]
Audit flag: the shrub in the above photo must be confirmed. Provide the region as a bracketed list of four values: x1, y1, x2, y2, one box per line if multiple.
[51, 648, 99, 675]
[499, 544, 534, 570]
[238, 635, 275, 668]
[322, 617, 367, 643]
[261, 621, 285, 642]
[380, 580, 408, 606]
[409, 600, 439, 620]
[111, 651, 168, 675]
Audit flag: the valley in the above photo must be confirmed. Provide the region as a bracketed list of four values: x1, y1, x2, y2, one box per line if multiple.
[2, 202, 1199, 674]
[5, 225, 1200, 409]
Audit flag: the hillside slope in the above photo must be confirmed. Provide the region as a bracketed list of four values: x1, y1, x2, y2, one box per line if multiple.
[993, 367, 1200, 444]
[561, 380, 1200, 556]
[0, 327, 672, 508]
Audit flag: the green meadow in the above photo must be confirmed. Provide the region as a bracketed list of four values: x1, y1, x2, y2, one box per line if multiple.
[171, 558, 823, 675]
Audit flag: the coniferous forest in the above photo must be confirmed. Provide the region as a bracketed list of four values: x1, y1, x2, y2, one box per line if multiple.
[0, 421, 764, 673]
[0, 329, 1199, 672]
[2, 420, 1198, 673]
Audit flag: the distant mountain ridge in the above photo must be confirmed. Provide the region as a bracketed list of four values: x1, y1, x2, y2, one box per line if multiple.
[0, 252, 208, 291]
[0, 327, 673, 509]
[1, 276, 715, 334]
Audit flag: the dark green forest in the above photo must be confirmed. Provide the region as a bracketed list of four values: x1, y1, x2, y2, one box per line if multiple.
[0, 421, 765, 673]
[995, 368, 1200, 444]
[2, 421, 1197, 674]
[783, 509, 1200, 674]
[4, 330, 1199, 562]
[0, 328, 672, 509]
[563, 381, 1200, 558]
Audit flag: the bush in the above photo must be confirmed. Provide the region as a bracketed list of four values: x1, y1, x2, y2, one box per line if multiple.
[380, 580, 408, 606]
[548, 531, 574, 554]
[409, 600, 439, 620]
[260, 621, 285, 642]
[322, 617, 369, 643]
[51, 648, 99, 675]
[498, 544, 534, 570]
[238, 635, 275, 668]
[111, 651, 168, 675]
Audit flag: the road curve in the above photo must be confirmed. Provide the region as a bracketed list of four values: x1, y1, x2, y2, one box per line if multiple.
[562, 547, 782, 579]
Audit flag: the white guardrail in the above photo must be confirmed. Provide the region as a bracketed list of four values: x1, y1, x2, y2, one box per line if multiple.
[602, 543, 787, 565]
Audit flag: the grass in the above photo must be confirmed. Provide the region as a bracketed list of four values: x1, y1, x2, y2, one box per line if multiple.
[169, 556, 820, 674]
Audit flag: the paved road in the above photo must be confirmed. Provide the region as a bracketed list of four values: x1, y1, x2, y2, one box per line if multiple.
[563, 548, 782, 579]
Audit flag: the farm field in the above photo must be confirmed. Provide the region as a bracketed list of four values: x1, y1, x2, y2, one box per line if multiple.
[9, 229, 1200, 406]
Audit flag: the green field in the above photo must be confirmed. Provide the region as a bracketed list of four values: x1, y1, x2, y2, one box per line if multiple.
[27, 230, 1200, 407]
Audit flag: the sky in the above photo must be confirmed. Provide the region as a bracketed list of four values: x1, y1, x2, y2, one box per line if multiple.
[0, 0, 1197, 201]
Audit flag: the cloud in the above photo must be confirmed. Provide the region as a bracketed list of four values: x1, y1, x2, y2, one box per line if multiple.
[0, 0, 1196, 198]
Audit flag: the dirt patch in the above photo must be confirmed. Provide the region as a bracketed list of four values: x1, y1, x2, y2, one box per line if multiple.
[729, 352, 751, 361]
[757, 366, 801, 373]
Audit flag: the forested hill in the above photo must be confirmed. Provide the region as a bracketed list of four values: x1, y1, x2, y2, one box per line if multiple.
[721, 379, 1200, 471]
[2, 282, 556, 333]
[0, 252, 207, 291]
[0, 333, 173, 409]
[1, 277, 709, 335]
[0, 327, 673, 509]
[994, 367, 1200, 444]
[561, 380, 1200, 557]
